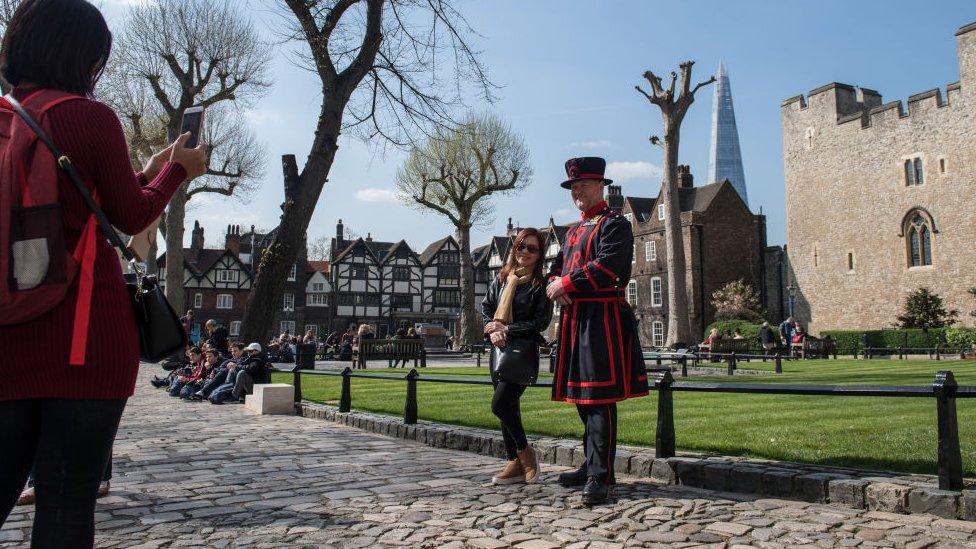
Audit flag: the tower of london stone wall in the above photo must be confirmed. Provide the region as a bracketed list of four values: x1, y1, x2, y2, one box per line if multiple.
[781, 22, 976, 333]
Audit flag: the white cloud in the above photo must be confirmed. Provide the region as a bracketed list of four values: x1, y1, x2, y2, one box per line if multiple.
[553, 208, 576, 221]
[568, 140, 612, 150]
[354, 188, 398, 203]
[605, 161, 663, 182]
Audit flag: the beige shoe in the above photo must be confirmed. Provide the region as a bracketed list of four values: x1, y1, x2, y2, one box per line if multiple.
[16, 487, 34, 506]
[491, 459, 525, 485]
[517, 446, 539, 484]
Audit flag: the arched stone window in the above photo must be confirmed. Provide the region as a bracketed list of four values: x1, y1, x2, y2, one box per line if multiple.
[900, 208, 937, 267]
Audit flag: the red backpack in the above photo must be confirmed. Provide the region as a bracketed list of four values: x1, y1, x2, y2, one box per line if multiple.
[0, 90, 99, 363]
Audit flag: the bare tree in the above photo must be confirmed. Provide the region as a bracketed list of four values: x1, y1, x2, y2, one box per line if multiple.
[240, 0, 494, 342]
[396, 112, 531, 346]
[307, 235, 331, 262]
[114, 0, 270, 312]
[635, 61, 715, 347]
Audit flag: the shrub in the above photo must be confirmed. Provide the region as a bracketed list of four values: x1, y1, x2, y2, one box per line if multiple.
[705, 320, 762, 345]
[711, 280, 764, 323]
[897, 287, 958, 329]
[819, 328, 949, 353]
[945, 328, 976, 350]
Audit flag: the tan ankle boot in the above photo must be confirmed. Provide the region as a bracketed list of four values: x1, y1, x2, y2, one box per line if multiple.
[517, 446, 539, 484]
[491, 459, 525, 485]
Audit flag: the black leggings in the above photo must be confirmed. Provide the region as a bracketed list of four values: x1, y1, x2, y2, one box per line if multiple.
[0, 398, 126, 548]
[491, 381, 528, 460]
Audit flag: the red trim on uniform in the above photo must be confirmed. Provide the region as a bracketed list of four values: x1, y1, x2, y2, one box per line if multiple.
[560, 274, 577, 293]
[613, 304, 629, 398]
[557, 393, 649, 405]
[603, 301, 617, 386]
[582, 263, 597, 289]
[581, 201, 608, 220]
[554, 305, 569, 401]
[606, 404, 615, 482]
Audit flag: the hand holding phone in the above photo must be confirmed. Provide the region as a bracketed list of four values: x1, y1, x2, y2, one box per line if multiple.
[179, 106, 205, 148]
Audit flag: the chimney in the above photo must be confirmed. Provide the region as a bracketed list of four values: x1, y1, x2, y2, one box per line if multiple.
[677, 165, 694, 188]
[336, 219, 344, 244]
[366, 232, 373, 243]
[507, 217, 513, 234]
[225, 224, 241, 256]
[190, 220, 204, 259]
[606, 184, 624, 212]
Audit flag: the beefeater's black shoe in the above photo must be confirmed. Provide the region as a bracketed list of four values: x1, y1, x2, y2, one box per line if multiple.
[581, 476, 611, 506]
[558, 465, 588, 487]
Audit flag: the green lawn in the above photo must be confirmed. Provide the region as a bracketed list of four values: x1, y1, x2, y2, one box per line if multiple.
[273, 359, 976, 476]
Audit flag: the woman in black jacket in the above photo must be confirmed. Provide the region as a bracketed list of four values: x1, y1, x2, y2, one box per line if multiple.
[482, 228, 552, 485]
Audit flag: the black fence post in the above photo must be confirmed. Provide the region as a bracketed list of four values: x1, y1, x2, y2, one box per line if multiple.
[291, 363, 302, 403]
[862, 333, 870, 359]
[549, 346, 556, 374]
[679, 355, 688, 377]
[404, 368, 419, 424]
[898, 347, 904, 360]
[339, 367, 352, 413]
[727, 353, 735, 376]
[774, 353, 783, 374]
[936, 344, 942, 361]
[934, 371, 963, 490]
[476, 346, 482, 368]
[654, 370, 676, 458]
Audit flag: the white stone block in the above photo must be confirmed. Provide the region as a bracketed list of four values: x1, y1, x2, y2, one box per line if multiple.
[244, 383, 294, 415]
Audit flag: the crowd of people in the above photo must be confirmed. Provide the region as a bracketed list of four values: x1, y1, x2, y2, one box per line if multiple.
[154, 318, 270, 405]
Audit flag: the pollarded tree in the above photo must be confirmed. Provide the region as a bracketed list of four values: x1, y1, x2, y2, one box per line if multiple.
[396, 112, 532, 346]
[239, 0, 494, 343]
[636, 61, 715, 347]
[897, 287, 958, 329]
[113, 0, 270, 312]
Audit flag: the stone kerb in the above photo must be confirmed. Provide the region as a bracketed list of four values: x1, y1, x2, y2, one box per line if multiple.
[296, 401, 976, 521]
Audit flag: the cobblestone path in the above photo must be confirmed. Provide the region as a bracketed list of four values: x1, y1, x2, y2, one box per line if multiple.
[2, 366, 975, 548]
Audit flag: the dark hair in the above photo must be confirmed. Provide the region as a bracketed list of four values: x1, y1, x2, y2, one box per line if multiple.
[205, 349, 219, 358]
[189, 346, 202, 355]
[498, 228, 545, 286]
[0, 0, 112, 96]
[231, 342, 245, 350]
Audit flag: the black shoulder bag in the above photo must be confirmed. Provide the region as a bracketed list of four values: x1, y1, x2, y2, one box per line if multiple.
[491, 336, 540, 385]
[7, 94, 187, 361]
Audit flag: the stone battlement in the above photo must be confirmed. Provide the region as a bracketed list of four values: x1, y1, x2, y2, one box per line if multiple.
[781, 21, 975, 132]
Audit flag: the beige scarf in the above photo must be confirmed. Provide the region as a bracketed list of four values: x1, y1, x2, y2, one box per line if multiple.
[493, 266, 533, 325]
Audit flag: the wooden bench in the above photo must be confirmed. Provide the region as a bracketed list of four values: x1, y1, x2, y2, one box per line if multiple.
[711, 339, 753, 355]
[353, 339, 427, 369]
[790, 337, 837, 359]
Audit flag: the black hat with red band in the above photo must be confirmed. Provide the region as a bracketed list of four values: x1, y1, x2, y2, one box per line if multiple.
[561, 156, 613, 189]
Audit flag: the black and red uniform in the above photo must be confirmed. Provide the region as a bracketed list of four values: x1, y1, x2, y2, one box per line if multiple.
[547, 199, 649, 482]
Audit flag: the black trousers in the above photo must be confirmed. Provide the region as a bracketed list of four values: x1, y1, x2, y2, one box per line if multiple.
[491, 381, 528, 460]
[576, 403, 617, 483]
[0, 398, 126, 548]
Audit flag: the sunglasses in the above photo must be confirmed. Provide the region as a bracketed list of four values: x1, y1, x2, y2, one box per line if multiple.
[516, 244, 540, 254]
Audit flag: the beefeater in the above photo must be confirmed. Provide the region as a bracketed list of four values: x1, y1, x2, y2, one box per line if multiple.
[545, 156, 649, 505]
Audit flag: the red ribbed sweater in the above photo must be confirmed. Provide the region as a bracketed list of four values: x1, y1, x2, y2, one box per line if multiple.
[0, 87, 187, 401]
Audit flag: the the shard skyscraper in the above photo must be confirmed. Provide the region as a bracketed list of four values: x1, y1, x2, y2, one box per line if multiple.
[707, 62, 749, 208]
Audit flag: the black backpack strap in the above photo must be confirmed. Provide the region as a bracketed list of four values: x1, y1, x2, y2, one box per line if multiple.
[4, 93, 134, 263]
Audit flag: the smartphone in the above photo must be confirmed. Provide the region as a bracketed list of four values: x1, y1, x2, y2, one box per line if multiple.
[179, 106, 205, 148]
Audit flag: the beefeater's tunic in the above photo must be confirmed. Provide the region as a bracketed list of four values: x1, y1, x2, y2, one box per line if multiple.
[547, 200, 649, 405]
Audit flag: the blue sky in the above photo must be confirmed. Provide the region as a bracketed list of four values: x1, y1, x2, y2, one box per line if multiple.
[103, 1, 976, 252]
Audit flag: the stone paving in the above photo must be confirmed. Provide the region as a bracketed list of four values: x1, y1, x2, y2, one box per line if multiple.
[2, 365, 975, 548]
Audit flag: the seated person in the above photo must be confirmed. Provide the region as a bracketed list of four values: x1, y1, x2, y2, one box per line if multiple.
[168, 347, 204, 396]
[190, 343, 247, 400]
[179, 348, 220, 399]
[209, 343, 267, 404]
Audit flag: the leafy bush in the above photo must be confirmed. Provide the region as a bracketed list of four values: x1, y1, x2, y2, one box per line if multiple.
[705, 320, 762, 345]
[711, 280, 764, 323]
[945, 328, 976, 350]
[820, 328, 949, 353]
[897, 287, 958, 329]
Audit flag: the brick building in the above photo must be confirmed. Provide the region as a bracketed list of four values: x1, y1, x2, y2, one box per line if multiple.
[781, 21, 976, 333]
[620, 167, 772, 346]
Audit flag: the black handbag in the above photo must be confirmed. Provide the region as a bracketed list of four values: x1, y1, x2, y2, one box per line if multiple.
[491, 336, 540, 385]
[7, 94, 188, 362]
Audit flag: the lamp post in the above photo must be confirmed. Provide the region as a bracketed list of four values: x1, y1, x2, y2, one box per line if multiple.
[787, 283, 796, 319]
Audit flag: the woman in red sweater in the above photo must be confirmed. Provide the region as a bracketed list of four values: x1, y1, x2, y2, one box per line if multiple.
[0, 0, 206, 545]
